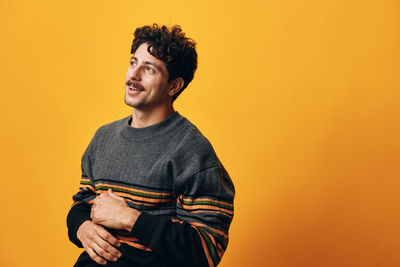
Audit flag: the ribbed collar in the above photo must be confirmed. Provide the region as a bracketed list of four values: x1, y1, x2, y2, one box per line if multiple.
[120, 111, 183, 140]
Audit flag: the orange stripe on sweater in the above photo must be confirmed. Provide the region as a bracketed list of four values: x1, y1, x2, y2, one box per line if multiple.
[192, 226, 214, 267]
[181, 196, 233, 208]
[189, 222, 229, 239]
[72, 199, 94, 207]
[201, 228, 224, 259]
[180, 203, 233, 216]
[119, 240, 152, 251]
[96, 183, 171, 196]
[79, 184, 96, 192]
[115, 235, 152, 251]
[96, 189, 172, 205]
[171, 219, 224, 262]
[171, 218, 228, 240]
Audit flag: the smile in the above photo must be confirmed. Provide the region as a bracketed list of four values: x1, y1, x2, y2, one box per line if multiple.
[127, 84, 144, 96]
[129, 85, 143, 91]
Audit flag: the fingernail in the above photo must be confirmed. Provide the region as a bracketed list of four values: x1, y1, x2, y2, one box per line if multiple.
[113, 257, 118, 262]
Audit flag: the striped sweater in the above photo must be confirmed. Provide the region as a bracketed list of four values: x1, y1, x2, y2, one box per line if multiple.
[67, 111, 235, 267]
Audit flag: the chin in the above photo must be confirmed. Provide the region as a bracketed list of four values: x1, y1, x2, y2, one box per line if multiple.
[124, 96, 144, 109]
[124, 95, 135, 108]
[125, 100, 135, 108]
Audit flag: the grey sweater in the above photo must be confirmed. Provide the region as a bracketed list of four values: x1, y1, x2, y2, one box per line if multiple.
[67, 111, 235, 267]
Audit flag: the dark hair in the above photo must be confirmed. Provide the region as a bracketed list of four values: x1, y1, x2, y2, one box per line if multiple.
[131, 24, 198, 101]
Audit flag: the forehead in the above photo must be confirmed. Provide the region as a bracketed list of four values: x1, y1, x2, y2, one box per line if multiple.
[133, 43, 167, 70]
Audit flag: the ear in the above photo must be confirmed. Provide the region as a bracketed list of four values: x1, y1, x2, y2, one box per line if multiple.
[168, 77, 184, 97]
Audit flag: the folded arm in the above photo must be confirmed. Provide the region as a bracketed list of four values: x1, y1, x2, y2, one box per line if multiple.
[66, 140, 122, 265]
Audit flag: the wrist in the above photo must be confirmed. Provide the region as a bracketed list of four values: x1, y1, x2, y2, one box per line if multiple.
[122, 207, 141, 232]
[77, 220, 91, 241]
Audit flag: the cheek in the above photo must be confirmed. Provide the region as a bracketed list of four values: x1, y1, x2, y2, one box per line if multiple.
[144, 76, 168, 94]
[153, 79, 168, 91]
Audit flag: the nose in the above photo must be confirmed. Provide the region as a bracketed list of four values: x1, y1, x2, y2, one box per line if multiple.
[128, 65, 141, 81]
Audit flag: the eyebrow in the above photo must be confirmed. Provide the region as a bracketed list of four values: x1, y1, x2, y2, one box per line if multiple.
[130, 56, 163, 72]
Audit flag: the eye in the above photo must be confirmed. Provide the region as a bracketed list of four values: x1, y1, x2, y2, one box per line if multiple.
[130, 61, 137, 66]
[146, 66, 155, 73]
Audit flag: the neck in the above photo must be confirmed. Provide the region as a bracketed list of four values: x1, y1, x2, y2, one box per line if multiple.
[130, 105, 174, 128]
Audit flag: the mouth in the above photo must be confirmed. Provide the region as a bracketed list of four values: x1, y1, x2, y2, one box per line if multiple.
[126, 80, 144, 94]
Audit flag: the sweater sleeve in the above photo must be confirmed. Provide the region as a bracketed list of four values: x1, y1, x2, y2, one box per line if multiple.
[130, 163, 235, 267]
[66, 137, 97, 248]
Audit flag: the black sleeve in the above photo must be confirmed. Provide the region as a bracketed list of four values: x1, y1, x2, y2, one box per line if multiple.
[66, 202, 92, 248]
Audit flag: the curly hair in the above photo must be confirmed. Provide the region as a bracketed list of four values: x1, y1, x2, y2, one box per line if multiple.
[130, 24, 198, 101]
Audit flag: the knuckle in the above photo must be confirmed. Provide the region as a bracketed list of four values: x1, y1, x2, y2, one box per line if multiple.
[98, 250, 107, 257]
[86, 232, 93, 239]
[104, 243, 112, 251]
[87, 232, 96, 240]
[110, 248, 119, 256]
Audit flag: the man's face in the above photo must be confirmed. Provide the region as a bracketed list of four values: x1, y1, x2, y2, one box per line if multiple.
[124, 43, 171, 111]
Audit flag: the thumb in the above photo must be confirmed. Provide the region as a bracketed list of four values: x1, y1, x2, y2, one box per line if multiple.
[108, 188, 123, 200]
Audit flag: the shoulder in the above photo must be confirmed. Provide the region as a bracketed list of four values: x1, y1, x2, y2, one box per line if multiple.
[178, 116, 216, 154]
[172, 116, 234, 196]
[172, 115, 220, 172]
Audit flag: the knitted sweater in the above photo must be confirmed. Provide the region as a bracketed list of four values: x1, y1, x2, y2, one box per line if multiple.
[67, 111, 235, 267]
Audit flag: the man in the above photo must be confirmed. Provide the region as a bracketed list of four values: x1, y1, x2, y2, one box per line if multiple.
[67, 24, 235, 267]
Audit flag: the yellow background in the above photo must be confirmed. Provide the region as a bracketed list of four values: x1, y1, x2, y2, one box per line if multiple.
[1, 0, 399, 266]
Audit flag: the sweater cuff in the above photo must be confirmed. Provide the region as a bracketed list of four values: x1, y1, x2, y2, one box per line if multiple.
[67, 203, 92, 248]
[129, 212, 160, 245]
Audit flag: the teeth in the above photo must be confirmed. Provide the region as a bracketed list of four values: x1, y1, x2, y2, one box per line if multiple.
[129, 85, 141, 91]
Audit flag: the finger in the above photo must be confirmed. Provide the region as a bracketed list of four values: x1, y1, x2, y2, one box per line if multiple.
[90, 208, 95, 221]
[85, 246, 107, 265]
[91, 241, 118, 262]
[95, 234, 121, 259]
[83, 224, 120, 260]
[108, 188, 117, 197]
[97, 226, 121, 248]
[108, 189, 124, 201]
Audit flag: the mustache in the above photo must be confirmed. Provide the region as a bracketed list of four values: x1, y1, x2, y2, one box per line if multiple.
[126, 80, 145, 91]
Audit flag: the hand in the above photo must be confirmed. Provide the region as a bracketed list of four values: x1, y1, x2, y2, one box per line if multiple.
[77, 220, 121, 265]
[91, 189, 140, 231]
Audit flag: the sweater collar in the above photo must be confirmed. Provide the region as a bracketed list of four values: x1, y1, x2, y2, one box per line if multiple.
[120, 111, 183, 140]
